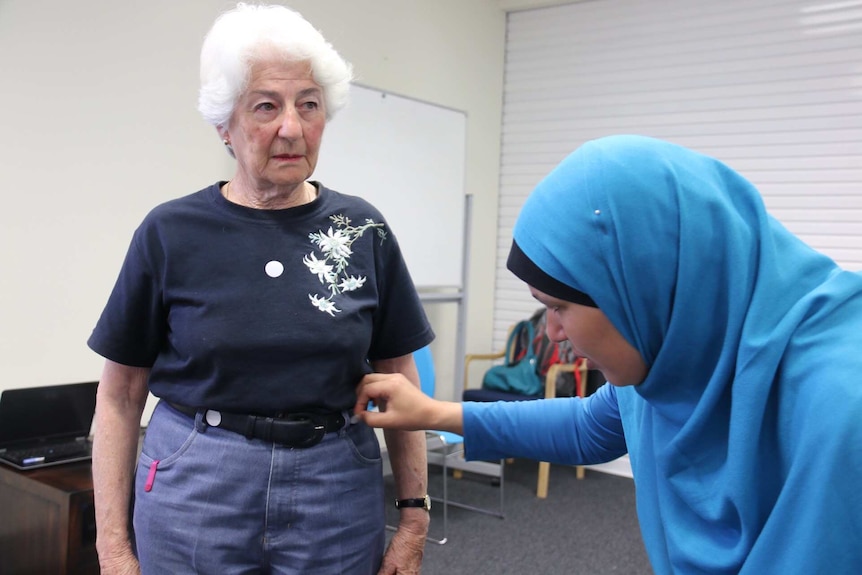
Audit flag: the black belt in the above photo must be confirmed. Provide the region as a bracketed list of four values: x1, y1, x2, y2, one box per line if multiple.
[167, 402, 347, 448]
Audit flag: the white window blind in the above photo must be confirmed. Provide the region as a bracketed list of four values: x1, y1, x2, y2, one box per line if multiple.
[494, 0, 862, 347]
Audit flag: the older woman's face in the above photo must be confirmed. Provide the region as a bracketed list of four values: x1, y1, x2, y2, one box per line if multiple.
[530, 286, 648, 386]
[225, 59, 325, 193]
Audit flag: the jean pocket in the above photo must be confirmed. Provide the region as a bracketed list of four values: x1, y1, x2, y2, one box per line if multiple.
[342, 422, 382, 464]
[138, 403, 199, 467]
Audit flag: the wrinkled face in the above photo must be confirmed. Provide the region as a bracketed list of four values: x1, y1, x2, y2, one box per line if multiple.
[222, 58, 326, 193]
[530, 286, 648, 386]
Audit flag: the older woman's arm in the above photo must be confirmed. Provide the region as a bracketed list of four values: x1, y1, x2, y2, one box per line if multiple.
[371, 353, 429, 575]
[92, 359, 150, 575]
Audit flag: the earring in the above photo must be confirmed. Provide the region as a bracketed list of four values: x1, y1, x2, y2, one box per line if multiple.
[222, 138, 235, 159]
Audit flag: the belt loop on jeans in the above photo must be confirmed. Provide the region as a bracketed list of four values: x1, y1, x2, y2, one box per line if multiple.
[255, 417, 275, 443]
[244, 417, 254, 440]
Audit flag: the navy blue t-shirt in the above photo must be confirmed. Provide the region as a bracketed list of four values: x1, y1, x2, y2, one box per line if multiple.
[88, 182, 434, 414]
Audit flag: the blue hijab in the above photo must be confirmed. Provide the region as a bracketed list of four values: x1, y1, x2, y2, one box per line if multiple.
[511, 135, 862, 573]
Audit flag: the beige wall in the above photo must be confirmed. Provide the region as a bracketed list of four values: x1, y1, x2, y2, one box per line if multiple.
[0, 0, 505, 414]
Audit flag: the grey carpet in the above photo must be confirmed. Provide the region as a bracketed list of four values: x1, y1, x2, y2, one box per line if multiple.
[385, 458, 653, 574]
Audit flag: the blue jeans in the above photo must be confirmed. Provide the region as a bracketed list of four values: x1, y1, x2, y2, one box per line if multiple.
[133, 401, 386, 574]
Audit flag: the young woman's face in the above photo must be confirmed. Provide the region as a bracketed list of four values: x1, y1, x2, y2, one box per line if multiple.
[530, 286, 648, 386]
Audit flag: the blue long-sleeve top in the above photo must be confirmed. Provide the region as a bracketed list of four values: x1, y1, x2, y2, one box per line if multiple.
[474, 135, 862, 574]
[463, 383, 626, 465]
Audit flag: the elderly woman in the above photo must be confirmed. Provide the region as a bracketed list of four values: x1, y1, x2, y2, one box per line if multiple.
[355, 135, 862, 573]
[89, 4, 432, 574]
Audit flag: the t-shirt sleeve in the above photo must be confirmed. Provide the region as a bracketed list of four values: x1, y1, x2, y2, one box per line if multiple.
[366, 223, 434, 360]
[87, 225, 166, 367]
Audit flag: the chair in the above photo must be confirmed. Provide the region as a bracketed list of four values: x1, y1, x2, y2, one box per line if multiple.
[462, 313, 589, 498]
[414, 345, 504, 545]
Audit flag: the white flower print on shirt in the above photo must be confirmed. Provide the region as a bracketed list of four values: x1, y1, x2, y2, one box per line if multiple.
[318, 227, 352, 259]
[338, 275, 366, 292]
[302, 252, 336, 284]
[305, 214, 386, 315]
[308, 294, 341, 316]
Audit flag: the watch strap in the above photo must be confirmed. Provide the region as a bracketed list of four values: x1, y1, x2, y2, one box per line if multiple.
[395, 495, 431, 511]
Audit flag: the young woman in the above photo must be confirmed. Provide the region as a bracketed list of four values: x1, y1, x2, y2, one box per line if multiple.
[355, 135, 862, 574]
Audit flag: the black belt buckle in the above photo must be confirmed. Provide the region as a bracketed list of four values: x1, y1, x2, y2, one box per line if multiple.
[257, 413, 327, 448]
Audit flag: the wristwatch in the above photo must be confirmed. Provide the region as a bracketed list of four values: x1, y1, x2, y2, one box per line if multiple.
[395, 495, 431, 511]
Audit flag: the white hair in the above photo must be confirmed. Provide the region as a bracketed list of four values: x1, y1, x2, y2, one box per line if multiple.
[198, 3, 353, 127]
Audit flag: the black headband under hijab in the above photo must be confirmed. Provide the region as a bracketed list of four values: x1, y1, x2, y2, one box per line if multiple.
[506, 240, 598, 308]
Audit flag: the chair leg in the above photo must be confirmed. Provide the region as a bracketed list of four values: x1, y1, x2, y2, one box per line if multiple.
[437, 444, 449, 545]
[498, 459, 505, 517]
[419, 436, 449, 545]
[434, 454, 505, 519]
[537, 461, 550, 498]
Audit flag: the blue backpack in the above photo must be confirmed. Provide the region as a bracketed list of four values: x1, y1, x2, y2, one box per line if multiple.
[481, 319, 544, 397]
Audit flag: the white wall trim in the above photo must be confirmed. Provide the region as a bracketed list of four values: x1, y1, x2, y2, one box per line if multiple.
[497, 0, 588, 12]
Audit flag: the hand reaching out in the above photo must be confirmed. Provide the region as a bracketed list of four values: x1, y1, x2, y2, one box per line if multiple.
[354, 372, 463, 435]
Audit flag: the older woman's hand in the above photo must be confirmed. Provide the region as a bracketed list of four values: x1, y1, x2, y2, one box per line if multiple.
[378, 510, 429, 575]
[98, 550, 141, 575]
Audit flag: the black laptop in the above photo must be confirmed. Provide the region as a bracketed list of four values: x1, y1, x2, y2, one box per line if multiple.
[0, 381, 98, 470]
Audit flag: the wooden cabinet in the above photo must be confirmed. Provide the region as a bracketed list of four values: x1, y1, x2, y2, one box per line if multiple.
[0, 462, 98, 575]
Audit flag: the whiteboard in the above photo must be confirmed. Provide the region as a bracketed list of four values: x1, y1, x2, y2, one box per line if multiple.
[314, 84, 467, 288]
